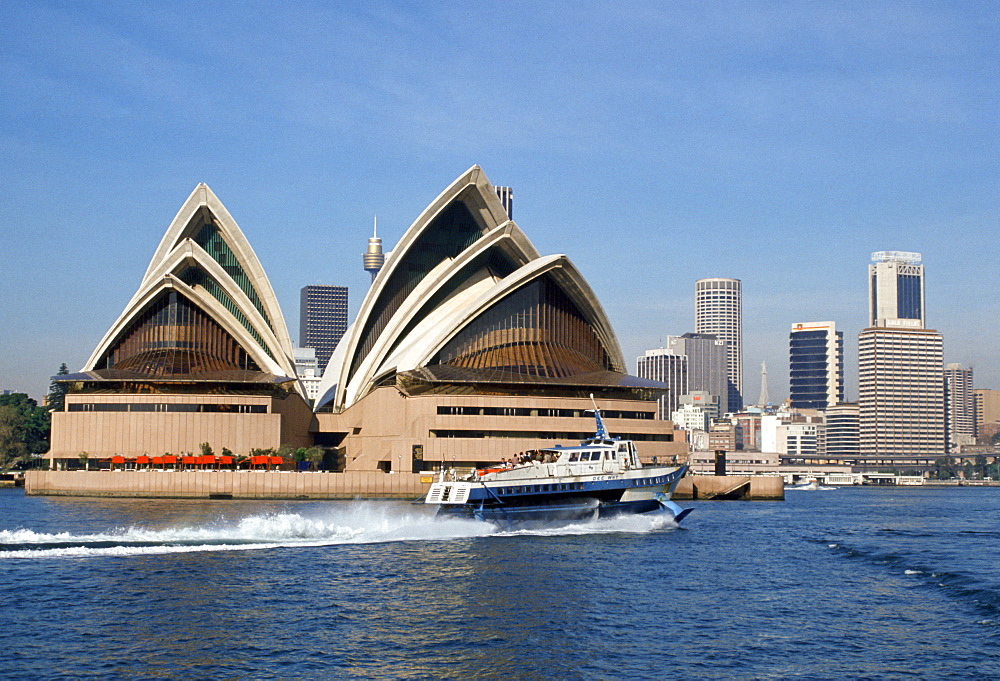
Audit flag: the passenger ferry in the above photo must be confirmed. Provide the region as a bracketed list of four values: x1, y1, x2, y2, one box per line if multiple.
[425, 404, 690, 526]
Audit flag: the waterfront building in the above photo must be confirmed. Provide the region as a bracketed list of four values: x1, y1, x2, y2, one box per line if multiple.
[48, 184, 312, 466]
[668, 333, 728, 415]
[869, 251, 925, 328]
[824, 402, 860, 458]
[313, 166, 686, 471]
[944, 364, 975, 452]
[781, 422, 822, 459]
[48, 167, 686, 473]
[695, 278, 742, 411]
[973, 389, 1000, 443]
[636, 348, 687, 419]
[858, 327, 945, 457]
[299, 284, 348, 375]
[789, 321, 844, 410]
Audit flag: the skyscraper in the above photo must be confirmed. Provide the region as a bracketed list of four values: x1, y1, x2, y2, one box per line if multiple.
[668, 333, 729, 415]
[859, 251, 945, 457]
[299, 285, 349, 375]
[789, 321, 844, 410]
[695, 278, 742, 411]
[944, 364, 974, 452]
[869, 251, 925, 328]
[858, 327, 945, 457]
[636, 348, 687, 419]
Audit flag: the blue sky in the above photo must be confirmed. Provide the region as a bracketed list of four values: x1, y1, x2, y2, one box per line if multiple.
[2, 1, 997, 402]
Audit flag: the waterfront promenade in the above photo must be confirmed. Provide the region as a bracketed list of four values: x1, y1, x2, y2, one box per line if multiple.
[26, 469, 786, 502]
[26, 470, 431, 499]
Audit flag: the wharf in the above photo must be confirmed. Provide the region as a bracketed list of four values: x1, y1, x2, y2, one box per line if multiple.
[672, 474, 784, 501]
[25, 470, 785, 502]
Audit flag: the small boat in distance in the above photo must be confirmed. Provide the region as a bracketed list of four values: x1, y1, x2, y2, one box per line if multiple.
[425, 399, 690, 527]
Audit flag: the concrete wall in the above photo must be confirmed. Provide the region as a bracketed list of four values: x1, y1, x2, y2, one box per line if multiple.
[50, 392, 314, 461]
[317, 387, 690, 472]
[673, 474, 784, 501]
[26, 469, 433, 499]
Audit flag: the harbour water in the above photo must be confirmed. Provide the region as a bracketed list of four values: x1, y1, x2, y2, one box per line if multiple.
[2, 485, 998, 679]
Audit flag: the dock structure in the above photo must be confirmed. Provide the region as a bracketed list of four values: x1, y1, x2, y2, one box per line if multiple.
[672, 474, 784, 501]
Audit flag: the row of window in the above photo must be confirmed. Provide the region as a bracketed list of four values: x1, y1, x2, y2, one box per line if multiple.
[431, 430, 673, 441]
[495, 476, 668, 496]
[68, 403, 267, 413]
[436, 406, 653, 419]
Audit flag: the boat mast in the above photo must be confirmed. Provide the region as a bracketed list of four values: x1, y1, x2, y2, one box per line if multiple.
[588, 393, 610, 440]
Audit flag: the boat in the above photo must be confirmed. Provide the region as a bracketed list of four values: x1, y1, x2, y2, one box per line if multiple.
[425, 402, 691, 527]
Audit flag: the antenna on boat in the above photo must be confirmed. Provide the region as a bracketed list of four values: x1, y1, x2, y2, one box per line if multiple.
[587, 393, 610, 440]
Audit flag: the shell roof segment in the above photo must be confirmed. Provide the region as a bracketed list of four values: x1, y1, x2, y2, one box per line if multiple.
[319, 166, 627, 411]
[84, 185, 301, 395]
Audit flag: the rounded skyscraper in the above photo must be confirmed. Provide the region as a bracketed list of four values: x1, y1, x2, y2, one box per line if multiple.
[695, 277, 742, 412]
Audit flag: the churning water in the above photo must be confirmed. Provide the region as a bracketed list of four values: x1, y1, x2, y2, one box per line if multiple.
[1, 486, 998, 679]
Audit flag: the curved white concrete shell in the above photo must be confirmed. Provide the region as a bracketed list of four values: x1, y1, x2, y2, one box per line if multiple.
[85, 184, 301, 396]
[318, 166, 628, 412]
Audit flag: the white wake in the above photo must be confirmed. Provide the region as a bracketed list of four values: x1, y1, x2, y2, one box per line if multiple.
[0, 501, 677, 559]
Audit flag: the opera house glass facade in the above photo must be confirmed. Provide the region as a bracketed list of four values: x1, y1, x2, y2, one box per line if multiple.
[49, 167, 685, 473]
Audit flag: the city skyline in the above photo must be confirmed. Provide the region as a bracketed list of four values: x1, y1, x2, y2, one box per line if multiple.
[2, 2, 997, 401]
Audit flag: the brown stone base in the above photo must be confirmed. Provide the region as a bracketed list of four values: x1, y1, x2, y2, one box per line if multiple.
[25, 470, 435, 500]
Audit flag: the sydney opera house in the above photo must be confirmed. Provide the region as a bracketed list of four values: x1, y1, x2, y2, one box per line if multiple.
[48, 167, 686, 476]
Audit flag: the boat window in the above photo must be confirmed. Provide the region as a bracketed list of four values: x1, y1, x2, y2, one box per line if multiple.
[569, 453, 579, 462]
[609, 451, 616, 459]
[592, 452, 602, 461]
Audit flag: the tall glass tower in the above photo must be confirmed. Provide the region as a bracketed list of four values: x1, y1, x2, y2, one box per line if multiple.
[695, 278, 742, 411]
[299, 285, 349, 375]
[789, 321, 844, 410]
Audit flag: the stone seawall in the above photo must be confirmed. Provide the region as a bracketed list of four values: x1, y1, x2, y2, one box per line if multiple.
[673, 474, 784, 501]
[25, 470, 432, 500]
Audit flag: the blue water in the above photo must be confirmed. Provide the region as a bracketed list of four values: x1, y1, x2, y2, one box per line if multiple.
[1, 486, 998, 679]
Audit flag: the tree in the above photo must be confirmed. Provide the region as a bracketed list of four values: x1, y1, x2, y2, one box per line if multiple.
[0, 393, 50, 468]
[47, 363, 70, 413]
[305, 446, 325, 470]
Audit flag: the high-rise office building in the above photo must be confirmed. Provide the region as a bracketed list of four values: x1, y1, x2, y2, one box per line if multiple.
[869, 251, 925, 328]
[944, 364, 974, 452]
[695, 278, 742, 411]
[667, 333, 729, 415]
[824, 402, 860, 458]
[858, 327, 945, 456]
[636, 348, 687, 419]
[789, 321, 845, 410]
[299, 285, 349, 375]
[973, 389, 1000, 442]
[860, 251, 945, 457]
